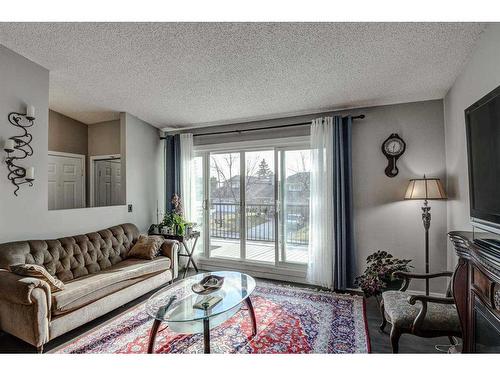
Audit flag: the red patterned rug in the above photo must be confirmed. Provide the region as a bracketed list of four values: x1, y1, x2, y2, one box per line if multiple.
[54, 282, 370, 354]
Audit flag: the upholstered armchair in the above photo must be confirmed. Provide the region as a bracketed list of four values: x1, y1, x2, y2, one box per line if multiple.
[379, 271, 462, 353]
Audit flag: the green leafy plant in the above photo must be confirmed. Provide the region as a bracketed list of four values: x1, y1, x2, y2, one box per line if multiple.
[172, 213, 187, 235]
[162, 212, 174, 228]
[355, 250, 413, 298]
[162, 212, 187, 236]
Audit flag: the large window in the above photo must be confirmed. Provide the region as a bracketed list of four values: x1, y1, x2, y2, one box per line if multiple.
[195, 141, 311, 268]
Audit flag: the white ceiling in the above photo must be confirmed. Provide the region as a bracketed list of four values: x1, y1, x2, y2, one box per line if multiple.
[0, 23, 487, 128]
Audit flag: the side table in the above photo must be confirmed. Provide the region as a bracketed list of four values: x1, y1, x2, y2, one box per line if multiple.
[159, 231, 200, 278]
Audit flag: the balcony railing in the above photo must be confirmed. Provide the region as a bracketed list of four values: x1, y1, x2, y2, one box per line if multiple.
[210, 202, 309, 245]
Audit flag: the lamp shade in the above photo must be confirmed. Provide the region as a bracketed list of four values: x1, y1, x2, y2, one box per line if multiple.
[404, 177, 447, 200]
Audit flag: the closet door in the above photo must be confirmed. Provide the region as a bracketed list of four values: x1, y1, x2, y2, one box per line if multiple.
[94, 160, 112, 207]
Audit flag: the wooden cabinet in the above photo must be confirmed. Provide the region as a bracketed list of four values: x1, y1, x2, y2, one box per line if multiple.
[449, 231, 500, 353]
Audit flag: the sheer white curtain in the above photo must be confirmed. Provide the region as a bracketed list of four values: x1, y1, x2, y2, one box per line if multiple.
[180, 133, 195, 222]
[307, 117, 335, 289]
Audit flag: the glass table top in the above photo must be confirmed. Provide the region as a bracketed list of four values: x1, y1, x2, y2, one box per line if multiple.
[145, 271, 256, 325]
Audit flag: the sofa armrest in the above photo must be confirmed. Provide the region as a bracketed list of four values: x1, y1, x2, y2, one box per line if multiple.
[161, 240, 179, 279]
[0, 269, 51, 307]
[0, 269, 51, 348]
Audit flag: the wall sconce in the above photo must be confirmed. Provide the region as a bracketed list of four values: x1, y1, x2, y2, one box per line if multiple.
[4, 105, 36, 196]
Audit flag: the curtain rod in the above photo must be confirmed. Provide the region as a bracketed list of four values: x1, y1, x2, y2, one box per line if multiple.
[161, 114, 364, 139]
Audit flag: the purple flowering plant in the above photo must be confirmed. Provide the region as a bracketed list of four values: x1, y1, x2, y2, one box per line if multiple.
[355, 250, 413, 297]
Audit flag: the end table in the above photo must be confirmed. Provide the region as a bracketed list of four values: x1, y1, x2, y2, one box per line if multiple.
[159, 231, 200, 279]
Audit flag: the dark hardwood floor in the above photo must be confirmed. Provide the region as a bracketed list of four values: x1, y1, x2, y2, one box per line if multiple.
[0, 270, 457, 354]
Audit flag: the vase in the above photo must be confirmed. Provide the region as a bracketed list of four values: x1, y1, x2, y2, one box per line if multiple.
[175, 225, 184, 236]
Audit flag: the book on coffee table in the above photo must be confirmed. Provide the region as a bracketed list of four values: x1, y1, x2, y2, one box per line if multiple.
[193, 295, 223, 310]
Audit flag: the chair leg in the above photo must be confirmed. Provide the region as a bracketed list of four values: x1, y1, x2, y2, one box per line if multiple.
[390, 326, 401, 354]
[379, 299, 387, 333]
[37, 345, 44, 354]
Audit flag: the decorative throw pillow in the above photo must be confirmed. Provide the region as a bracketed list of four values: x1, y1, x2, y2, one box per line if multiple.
[9, 264, 65, 292]
[127, 235, 165, 260]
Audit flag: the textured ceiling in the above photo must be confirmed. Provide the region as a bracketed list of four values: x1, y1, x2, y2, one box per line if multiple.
[0, 23, 486, 128]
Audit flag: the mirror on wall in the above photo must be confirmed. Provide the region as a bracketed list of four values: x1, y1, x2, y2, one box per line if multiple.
[48, 110, 125, 210]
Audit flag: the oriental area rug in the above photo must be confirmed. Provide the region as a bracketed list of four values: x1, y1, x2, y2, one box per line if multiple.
[54, 282, 370, 354]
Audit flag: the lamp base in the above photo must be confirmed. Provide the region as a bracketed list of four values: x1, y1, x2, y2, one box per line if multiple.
[421, 200, 431, 296]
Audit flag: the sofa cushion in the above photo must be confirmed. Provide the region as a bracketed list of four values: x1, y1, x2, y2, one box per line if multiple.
[127, 235, 165, 260]
[51, 256, 171, 316]
[0, 223, 140, 282]
[382, 290, 460, 332]
[9, 264, 65, 292]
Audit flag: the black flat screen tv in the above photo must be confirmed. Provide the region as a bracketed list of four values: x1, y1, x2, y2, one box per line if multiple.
[465, 85, 500, 231]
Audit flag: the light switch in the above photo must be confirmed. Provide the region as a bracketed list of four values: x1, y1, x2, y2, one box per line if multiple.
[128, 204, 133, 212]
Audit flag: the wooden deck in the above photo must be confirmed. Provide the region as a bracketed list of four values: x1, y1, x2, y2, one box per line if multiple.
[209, 238, 308, 263]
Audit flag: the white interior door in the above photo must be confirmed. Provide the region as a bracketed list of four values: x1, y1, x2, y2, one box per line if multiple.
[110, 159, 122, 205]
[94, 158, 121, 207]
[48, 154, 85, 210]
[94, 160, 111, 207]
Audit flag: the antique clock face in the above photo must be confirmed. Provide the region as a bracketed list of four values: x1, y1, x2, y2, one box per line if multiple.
[381, 133, 406, 177]
[383, 138, 405, 156]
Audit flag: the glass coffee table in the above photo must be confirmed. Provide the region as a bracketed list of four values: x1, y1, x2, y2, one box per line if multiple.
[145, 271, 257, 353]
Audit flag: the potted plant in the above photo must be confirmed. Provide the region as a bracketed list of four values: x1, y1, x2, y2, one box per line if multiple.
[355, 250, 413, 300]
[162, 211, 189, 236]
[172, 212, 187, 236]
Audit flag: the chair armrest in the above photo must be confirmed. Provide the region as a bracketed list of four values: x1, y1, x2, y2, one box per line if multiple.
[0, 269, 51, 307]
[161, 240, 179, 279]
[408, 295, 455, 305]
[394, 271, 453, 280]
[407, 294, 455, 332]
[393, 271, 453, 291]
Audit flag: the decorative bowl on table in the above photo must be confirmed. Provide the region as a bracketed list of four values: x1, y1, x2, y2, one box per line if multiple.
[191, 275, 225, 295]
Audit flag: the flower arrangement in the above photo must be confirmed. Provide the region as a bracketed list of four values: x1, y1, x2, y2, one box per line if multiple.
[355, 250, 413, 298]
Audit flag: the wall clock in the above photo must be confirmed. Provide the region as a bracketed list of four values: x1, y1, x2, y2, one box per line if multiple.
[381, 133, 406, 177]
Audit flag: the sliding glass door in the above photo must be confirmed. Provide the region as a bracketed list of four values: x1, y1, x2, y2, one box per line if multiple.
[244, 150, 276, 263]
[198, 143, 310, 268]
[209, 152, 241, 260]
[279, 149, 310, 264]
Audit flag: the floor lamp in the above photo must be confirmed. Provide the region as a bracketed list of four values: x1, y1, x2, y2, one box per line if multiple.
[404, 175, 447, 296]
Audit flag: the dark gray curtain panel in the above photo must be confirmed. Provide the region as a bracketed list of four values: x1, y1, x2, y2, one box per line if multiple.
[333, 116, 356, 290]
[164, 134, 181, 212]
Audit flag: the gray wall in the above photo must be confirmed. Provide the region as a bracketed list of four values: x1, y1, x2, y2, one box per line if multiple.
[88, 120, 121, 156]
[0, 45, 163, 242]
[178, 99, 448, 293]
[353, 100, 447, 293]
[123, 112, 165, 231]
[48, 110, 88, 155]
[444, 24, 500, 269]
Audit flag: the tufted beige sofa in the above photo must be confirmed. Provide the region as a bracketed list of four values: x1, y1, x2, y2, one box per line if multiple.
[0, 223, 178, 353]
